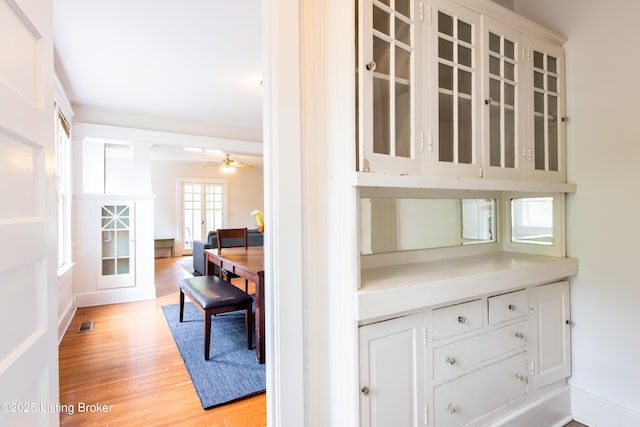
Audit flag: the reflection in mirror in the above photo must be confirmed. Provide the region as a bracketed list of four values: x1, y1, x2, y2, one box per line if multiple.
[511, 197, 553, 245]
[360, 198, 495, 254]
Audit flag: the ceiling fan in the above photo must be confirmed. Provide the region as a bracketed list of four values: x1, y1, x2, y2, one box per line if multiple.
[207, 154, 254, 173]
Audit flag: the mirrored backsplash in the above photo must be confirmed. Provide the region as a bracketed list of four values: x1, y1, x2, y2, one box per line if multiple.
[360, 198, 496, 254]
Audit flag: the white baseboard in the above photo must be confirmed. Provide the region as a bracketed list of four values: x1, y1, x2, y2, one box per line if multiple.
[57, 301, 76, 344]
[571, 386, 640, 427]
[75, 287, 156, 307]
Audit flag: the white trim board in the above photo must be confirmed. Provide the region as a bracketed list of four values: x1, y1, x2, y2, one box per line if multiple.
[571, 386, 640, 427]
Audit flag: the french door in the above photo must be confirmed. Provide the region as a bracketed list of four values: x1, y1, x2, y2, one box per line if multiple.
[181, 180, 227, 254]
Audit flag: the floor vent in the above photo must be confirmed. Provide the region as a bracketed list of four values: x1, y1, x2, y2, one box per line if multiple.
[77, 321, 94, 333]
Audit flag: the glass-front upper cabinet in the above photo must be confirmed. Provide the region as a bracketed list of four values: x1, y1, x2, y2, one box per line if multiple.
[481, 17, 524, 180]
[358, 0, 422, 174]
[429, 0, 481, 178]
[527, 37, 566, 182]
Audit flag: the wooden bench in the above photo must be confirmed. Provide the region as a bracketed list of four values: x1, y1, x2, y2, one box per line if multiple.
[179, 275, 253, 360]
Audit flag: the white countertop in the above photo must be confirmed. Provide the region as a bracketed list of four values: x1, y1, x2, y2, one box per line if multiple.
[357, 252, 578, 322]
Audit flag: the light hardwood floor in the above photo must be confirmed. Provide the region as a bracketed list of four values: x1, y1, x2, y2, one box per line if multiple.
[58, 256, 266, 426]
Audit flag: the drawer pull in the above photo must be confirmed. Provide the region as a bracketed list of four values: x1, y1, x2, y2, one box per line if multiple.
[515, 332, 525, 339]
[508, 304, 517, 311]
[457, 316, 466, 324]
[446, 356, 457, 365]
[446, 404, 457, 414]
[361, 386, 370, 396]
[514, 373, 528, 384]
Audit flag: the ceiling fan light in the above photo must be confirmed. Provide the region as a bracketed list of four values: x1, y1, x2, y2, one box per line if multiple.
[221, 164, 235, 173]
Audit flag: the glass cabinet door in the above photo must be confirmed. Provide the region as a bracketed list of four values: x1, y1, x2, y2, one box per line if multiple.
[430, 0, 481, 177]
[359, 0, 421, 174]
[98, 202, 135, 289]
[527, 37, 566, 182]
[482, 17, 524, 180]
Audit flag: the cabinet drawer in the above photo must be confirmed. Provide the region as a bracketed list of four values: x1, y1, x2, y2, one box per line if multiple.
[434, 352, 528, 427]
[433, 299, 483, 341]
[433, 321, 527, 381]
[488, 290, 528, 325]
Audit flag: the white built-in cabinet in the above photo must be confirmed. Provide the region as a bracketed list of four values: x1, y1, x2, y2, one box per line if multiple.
[359, 281, 572, 426]
[358, 0, 566, 183]
[355, 0, 575, 425]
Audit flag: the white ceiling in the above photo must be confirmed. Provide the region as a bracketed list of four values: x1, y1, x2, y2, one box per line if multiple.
[53, 1, 264, 162]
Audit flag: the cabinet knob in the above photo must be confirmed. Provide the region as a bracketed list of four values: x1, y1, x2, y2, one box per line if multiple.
[361, 386, 370, 396]
[515, 332, 525, 339]
[514, 373, 528, 384]
[508, 304, 517, 311]
[446, 356, 457, 365]
[366, 61, 377, 71]
[447, 404, 457, 414]
[457, 316, 466, 324]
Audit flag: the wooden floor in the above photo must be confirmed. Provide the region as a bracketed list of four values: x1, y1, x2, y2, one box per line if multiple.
[58, 256, 266, 426]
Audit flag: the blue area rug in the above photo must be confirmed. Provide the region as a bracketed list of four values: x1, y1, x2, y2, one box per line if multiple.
[162, 302, 266, 409]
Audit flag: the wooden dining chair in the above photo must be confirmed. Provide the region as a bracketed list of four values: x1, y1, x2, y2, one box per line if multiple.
[216, 228, 249, 293]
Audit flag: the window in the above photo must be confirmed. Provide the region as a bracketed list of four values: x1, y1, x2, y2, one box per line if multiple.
[55, 107, 72, 269]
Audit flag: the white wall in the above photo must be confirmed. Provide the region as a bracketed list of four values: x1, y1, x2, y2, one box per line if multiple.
[515, 0, 640, 422]
[150, 160, 264, 254]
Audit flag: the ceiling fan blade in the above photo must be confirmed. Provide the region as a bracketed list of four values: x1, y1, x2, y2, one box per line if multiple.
[230, 161, 253, 168]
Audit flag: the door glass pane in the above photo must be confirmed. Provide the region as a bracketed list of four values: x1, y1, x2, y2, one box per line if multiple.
[396, 18, 410, 45]
[396, 0, 409, 18]
[373, 6, 390, 35]
[396, 82, 411, 157]
[547, 56, 557, 73]
[458, 20, 472, 43]
[504, 61, 514, 81]
[458, 96, 472, 164]
[439, 93, 454, 162]
[373, 77, 391, 154]
[439, 38, 453, 62]
[458, 45, 471, 67]
[439, 64, 453, 90]
[489, 79, 501, 167]
[439, 12, 453, 36]
[504, 39, 514, 59]
[548, 95, 558, 171]
[534, 71, 544, 89]
[534, 115, 545, 170]
[396, 47, 410, 80]
[534, 51, 544, 69]
[117, 258, 130, 274]
[505, 83, 515, 168]
[373, 37, 390, 75]
[489, 55, 500, 76]
[458, 69, 472, 95]
[548, 76, 557, 92]
[489, 32, 500, 53]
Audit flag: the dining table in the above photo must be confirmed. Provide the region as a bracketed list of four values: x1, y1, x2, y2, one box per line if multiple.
[204, 246, 265, 364]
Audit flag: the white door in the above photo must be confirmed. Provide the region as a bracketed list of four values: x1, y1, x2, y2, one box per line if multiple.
[528, 280, 572, 389]
[359, 314, 425, 427]
[0, 0, 58, 425]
